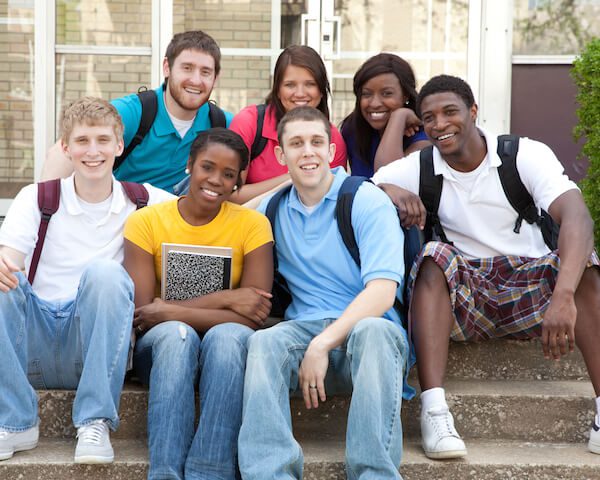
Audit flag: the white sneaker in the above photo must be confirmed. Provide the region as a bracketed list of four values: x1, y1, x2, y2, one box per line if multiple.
[74, 419, 114, 464]
[0, 424, 39, 461]
[421, 405, 467, 459]
[589, 416, 600, 454]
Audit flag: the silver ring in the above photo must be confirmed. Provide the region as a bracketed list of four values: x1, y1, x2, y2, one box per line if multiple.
[309, 385, 317, 389]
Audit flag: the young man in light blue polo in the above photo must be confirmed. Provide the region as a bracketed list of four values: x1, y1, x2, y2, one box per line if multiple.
[238, 106, 414, 479]
[43, 30, 233, 193]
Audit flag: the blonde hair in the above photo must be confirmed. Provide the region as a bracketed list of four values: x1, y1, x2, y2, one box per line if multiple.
[60, 96, 123, 143]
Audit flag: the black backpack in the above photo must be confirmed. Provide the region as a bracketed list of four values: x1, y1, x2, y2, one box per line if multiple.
[265, 176, 423, 324]
[29, 179, 149, 284]
[419, 134, 559, 250]
[113, 86, 227, 171]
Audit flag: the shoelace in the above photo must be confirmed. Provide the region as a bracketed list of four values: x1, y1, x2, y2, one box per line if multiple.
[428, 406, 458, 438]
[77, 421, 106, 445]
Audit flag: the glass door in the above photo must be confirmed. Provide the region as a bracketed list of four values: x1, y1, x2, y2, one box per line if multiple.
[327, 0, 471, 124]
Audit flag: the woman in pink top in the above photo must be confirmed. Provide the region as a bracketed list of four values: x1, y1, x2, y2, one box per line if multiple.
[230, 45, 347, 204]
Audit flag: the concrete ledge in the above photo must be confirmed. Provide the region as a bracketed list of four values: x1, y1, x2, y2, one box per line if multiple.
[2, 438, 600, 480]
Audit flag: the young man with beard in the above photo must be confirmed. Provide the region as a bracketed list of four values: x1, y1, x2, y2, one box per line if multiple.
[373, 74, 600, 460]
[43, 30, 232, 193]
[238, 106, 413, 479]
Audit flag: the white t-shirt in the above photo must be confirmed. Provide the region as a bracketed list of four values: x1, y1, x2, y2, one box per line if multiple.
[372, 127, 578, 259]
[0, 175, 174, 301]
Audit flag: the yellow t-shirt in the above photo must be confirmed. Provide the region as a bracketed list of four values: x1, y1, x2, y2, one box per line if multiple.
[124, 199, 273, 292]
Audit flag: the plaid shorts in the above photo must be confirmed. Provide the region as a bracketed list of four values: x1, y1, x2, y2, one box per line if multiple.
[407, 241, 600, 342]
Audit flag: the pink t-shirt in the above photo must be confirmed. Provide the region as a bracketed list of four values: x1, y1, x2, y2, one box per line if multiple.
[230, 104, 347, 185]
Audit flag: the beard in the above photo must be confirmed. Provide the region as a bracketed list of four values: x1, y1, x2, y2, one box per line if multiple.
[167, 78, 212, 114]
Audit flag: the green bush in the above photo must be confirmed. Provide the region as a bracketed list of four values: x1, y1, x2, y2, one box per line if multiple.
[572, 38, 600, 250]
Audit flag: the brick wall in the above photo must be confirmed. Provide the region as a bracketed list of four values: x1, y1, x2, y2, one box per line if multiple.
[1, 2, 34, 197]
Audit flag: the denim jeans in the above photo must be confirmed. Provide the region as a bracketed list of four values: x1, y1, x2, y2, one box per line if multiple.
[0, 260, 134, 432]
[238, 317, 408, 480]
[172, 175, 191, 196]
[134, 321, 253, 480]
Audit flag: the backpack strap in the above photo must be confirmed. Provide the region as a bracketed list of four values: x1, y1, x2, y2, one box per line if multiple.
[208, 101, 227, 128]
[120, 181, 149, 209]
[29, 179, 61, 284]
[496, 134, 541, 233]
[114, 87, 158, 172]
[418, 146, 451, 244]
[250, 104, 269, 160]
[265, 185, 294, 317]
[496, 134, 559, 250]
[335, 176, 370, 267]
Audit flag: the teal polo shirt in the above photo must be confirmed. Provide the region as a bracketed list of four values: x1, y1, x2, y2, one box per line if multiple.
[112, 85, 233, 192]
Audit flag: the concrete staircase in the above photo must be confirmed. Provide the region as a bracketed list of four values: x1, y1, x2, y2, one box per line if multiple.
[2, 338, 600, 479]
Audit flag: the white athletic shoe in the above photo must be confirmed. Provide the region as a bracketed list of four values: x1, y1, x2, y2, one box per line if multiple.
[589, 416, 600, 454]
[421, 405, 467, 459]
[74, 419, 114, 464]
[0, 424, 39, 461]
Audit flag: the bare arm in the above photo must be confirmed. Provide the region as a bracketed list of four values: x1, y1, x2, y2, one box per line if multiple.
[298, 278, 398, 408]
[0, 246, 26, 293]
[378, 183, 426, 229]
[42, 141, 75, 180]
[373, 108, 430, 172]
[124, 239, 274, 332]
[230, 170, 291, 205]
[541, 189, 594, 359]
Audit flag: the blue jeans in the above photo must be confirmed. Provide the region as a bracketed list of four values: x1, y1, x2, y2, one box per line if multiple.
[238, 317, 408, 480]
[173, 175, 190, 196]
[0, 260, 134, 432]
[134, 321, 253, 480]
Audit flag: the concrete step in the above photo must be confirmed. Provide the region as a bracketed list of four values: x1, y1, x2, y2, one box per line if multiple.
[293, 379, 597, 444]
[38, 379, 596, 444]
[444, 338, 587, 380]
[1, 438, 599, 480]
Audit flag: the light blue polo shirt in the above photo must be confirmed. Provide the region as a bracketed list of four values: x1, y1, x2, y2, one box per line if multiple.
[112, 85, 233, 192]
[259, 167, 415, 399]
[259, 167, 405, 323]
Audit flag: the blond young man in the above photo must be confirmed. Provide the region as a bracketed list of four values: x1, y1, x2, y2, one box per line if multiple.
[0, 97, 172, 463]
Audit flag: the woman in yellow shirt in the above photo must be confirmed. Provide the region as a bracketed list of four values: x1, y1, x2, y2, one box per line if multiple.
[123, 128, 273, 480]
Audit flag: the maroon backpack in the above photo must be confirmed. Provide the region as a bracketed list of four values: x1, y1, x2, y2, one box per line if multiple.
[28, 179, 149, 284]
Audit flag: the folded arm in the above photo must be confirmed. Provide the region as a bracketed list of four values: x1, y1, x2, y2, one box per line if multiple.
[123, 239, 274, 333]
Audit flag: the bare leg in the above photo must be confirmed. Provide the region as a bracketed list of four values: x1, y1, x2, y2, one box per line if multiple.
[574, 267, 600, 396]
[411, 258, 455, 391]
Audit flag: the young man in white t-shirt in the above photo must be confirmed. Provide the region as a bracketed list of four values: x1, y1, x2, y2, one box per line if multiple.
[0, 97, 172, 463]
[373, 75, 600, 460]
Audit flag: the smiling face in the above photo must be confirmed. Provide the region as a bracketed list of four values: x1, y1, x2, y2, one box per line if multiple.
[277, 65, 323, 113]
[163, 48, 217, 120]
[420, 91, 480, 169]
[359, 73, 406, 132]
[275, 119, 335, 204]
[62, 123, 123, 182]
[186, 142, 241, 214]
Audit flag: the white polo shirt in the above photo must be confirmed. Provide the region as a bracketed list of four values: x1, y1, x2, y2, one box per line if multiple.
[372, 127, 578, 259]
[0, 175, 174, 301]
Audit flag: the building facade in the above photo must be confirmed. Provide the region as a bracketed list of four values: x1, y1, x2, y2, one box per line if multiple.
[1, 0, 598, 214]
